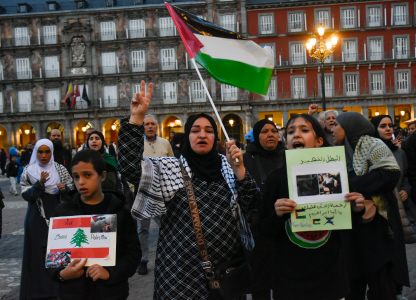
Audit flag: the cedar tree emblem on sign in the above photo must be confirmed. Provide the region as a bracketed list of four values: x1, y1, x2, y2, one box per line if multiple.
[70, 228, 89, 248]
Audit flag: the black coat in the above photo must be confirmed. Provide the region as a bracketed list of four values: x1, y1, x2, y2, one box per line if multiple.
[53, 143, 72, 172]
[20, 149, 32, 167]
[50, 191, 141, 300]
[344, 169, 410, 287]
[403, 131, 416, 204]
[6, 161, 19, 177]
[258, 162, 361, 300]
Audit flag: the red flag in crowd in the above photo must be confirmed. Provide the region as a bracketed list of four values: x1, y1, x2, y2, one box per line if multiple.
[71, 83, 80, 109]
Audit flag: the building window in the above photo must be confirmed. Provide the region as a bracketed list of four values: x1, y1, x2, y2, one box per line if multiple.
[221, 84, 238, 101]
[15, 27, 29, 46]
[370, 72, 384, 95]
[259, 14, 274, 35]
[131, 50, 145, 72]
[368, 37, 383, 61]
[220, 14, 235, 32]
[263, 78, 277, 100]
[47, 3, 56, 11]
[319, 74, 334, 97]
[315, 9, 331, 29]
[0, 93, 3, 113]
[161, 48, 176, 70]
[46, 89, 60, 111]
[16, 58, 30, 79]
[44, 56, 59, 78]
[159, 17, 175, 37]
[133, 83, 147, 95]
[103, 86, 118, 107]
[260, 43, 276, 66]
[43, 25, 57, 44]
[129, 19, 145, 38]
[291, 76, 306, 99]
[290, 43, 304, 65]
[100, 22, 116, 41]
[366, 5, 382, 27]
[163, 82, 177, 104]
[340, 7, 356, 29]
[393, 4, 408, 26]
[344, 73, 358, 96]
[396, 70, 410, 94]
[288, 12, 304, 32]
[18, 91, 31, 112]
[343, 39, 357, 62]
[394, 35, 409, 59]
[192, 81, 206, 102]
[101, 52, 116, 74]
[105, 0, 115, 7]
[18, 4, 28, 13]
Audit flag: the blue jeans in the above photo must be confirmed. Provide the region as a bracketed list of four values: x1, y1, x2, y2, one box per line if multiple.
[137, 216, 161, 262]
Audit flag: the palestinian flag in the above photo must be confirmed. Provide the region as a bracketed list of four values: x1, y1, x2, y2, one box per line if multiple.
[165, 3, 273, 95]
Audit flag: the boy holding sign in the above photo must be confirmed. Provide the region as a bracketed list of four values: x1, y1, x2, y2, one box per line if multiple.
[49, 149, 141, 300]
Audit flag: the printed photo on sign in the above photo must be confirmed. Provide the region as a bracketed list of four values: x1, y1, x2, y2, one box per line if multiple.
[91, 215, 117, 233]
[45, 251, 71, 268]
[291, 162, 347, 204]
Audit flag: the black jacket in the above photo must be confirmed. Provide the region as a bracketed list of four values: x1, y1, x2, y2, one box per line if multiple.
[6, 161, 19, 177]
[20, 149, 32, 167]
[53, 143, 72, 172]
[50, 190, 141, 300]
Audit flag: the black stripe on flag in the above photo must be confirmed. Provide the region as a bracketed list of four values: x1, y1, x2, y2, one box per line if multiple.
[171, 5, 247, 40]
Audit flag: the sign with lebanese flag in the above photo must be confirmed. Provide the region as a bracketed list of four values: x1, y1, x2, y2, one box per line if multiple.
[165, 3, 274, 96]
[46, 215, 117, 267]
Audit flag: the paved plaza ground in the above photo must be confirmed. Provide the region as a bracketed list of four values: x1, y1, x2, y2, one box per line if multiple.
[0, 175, 415, 299]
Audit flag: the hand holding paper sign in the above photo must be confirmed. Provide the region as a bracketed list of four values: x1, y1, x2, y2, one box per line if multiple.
[275, 199, 297, 217]
[344, 192, 365, 212]
[86, 264, 110, 281]
[60, 258, 87, 280]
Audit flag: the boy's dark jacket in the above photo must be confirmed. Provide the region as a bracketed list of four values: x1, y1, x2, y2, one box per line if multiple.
[6, 161, 19, 177]
[49, 190, 141, 300]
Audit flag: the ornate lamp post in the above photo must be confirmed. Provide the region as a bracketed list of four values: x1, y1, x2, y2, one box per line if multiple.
[306, 24, 337, 111]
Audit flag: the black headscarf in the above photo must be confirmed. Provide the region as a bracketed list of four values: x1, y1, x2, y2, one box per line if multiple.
[370, 115, 397, 152]
[249, 119, 282, 155]
[86, 131, 107, 155]
[180, 113, 223, 183]
[336, 112, 375, 171]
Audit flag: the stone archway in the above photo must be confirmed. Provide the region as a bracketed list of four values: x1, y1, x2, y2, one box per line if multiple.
[16, 124, 36, 148]
[221, 114, 244, 145]
[73, 120, 94, 148]
[161, 116, 183, 141]
[0, 125, 8, 151]
[102, 119, 120, 146]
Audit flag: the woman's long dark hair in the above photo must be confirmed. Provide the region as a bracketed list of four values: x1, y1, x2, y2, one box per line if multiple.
[285, 114, 331, 147]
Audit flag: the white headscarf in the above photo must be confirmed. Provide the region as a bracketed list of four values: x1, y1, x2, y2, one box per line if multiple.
[27, 139, 60, 194]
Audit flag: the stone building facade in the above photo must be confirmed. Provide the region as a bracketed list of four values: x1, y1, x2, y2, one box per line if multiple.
[0, 0, 250, 149]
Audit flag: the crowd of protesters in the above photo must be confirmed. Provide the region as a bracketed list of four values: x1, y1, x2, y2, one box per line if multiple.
[2, 80, 416, 299]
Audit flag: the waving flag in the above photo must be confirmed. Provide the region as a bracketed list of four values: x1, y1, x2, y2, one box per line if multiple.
[71, 83, 80, 109]
[61, 83, 74, 109]
[166, 3, 273, 95]
[82, 84, 91, 106]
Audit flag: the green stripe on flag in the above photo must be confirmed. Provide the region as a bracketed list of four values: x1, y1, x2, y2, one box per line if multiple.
[196, 52, 273, 96]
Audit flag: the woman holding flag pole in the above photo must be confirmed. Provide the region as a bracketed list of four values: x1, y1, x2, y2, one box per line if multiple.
[118, 80, 261, 299]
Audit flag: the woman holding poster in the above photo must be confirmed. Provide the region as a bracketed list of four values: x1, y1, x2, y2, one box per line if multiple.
[333, 112, 409, 300]
[19, 139, 73, 300]
[259, 114, 365, 300]
[118, 81, 260, 300]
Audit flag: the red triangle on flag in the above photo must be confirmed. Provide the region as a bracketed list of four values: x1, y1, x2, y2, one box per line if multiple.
[165, 3, 204, 59]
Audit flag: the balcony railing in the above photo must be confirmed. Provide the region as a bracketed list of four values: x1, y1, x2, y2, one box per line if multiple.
[102, 98, 118, 108]
[45, 69, 60, 78]
[129, 29, 145, 39]
[364, 16, 385, 28]
[340, 19, 358, 30]
[191, 92, 206, 102]
[286, 22, 305, 33]
[257, 24, 277, 36]
[392, 15, 413, 26]
[161, 61, 176, 71]
[42, 35, 58, 45]
[16, 70, 31, 80]
[313, 21, 333, 30]
[159, 27, 177, 37]
[393, 49, 411, 59]
[101, 65, 117, 74]
[132, 63, 146, 72]
[18, 104, 31, 113]
[99, 31, 117, 41]
[14, 36, 30, 46]
[222, 91, 239, 101]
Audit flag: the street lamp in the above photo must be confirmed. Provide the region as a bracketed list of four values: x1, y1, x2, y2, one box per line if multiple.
[24, 129, 30, 135]
[306, 24, 337, 111]
[111, 125, 117, 130]
[229, 119, 234, 138]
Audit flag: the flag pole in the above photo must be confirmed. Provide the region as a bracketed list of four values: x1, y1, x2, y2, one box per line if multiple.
[191, 58, 239, 162]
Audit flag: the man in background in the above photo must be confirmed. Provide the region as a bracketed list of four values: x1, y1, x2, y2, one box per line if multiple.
[20, 143, 33, 168]
[49, 129, 71, 172]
